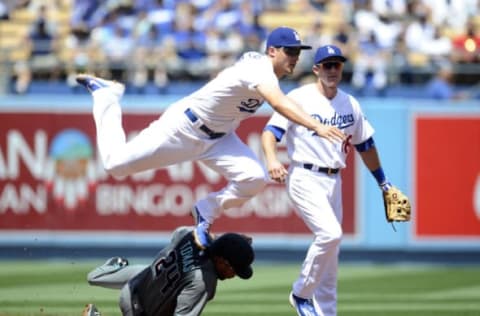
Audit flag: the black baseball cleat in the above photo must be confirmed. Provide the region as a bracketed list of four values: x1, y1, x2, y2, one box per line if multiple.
[75, 74, 125, 98]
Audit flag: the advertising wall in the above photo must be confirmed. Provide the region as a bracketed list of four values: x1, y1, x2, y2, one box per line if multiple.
[414, 114, 480, 240]
[1, 96, 479, 251]
[0, 102, 357, 247]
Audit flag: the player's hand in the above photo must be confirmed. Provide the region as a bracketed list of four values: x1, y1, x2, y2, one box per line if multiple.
[267, 160, 288, 183]
[314, 124, 345, 143]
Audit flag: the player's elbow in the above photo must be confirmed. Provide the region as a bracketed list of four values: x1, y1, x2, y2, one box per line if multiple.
[244, 176, 267, 196]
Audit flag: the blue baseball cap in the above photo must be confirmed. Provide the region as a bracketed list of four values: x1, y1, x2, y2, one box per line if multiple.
[266, 26, 312, 49]
[314, 45, 347, 64]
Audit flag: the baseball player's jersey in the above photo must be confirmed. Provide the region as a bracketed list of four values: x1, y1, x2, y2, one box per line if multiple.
[265, 83, 374, 169]
[173, 52, 279, 133]
[127, 227, 217, 316]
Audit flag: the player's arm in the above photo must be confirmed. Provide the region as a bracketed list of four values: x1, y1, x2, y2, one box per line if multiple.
[356, 137, 411, 224]
[256, 82, 345, 143]
[87, 263, 146, 289]
[175, 279, 210, 316]
[355, 137, 391, 191]
[261, 127, 288, 183]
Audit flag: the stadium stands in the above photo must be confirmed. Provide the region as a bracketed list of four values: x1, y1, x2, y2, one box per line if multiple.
[0, 0, 479, 99]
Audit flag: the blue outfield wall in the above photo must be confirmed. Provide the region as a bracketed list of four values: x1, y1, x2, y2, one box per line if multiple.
[0, 94, 479, 258]
[359, 98, 480, 251]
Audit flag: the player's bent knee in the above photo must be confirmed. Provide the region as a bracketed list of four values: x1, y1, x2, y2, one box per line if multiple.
[314, 227, 342, 248]
[241, 176, 267, 196]
[103, 159, 131, 179]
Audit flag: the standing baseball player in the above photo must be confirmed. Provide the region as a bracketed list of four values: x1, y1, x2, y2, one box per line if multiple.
[261, 45, 409, 316]
[82, 226, 254, 316]
[76, 27, 346, 249]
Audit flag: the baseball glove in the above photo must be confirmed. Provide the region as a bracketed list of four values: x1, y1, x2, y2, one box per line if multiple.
[383, 186, 411, 222]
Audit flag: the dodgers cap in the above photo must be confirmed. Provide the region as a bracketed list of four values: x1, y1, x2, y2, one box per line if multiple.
[210, 233, 254, 279]
[266, 26, 312, 49]
[314, 45, 347, 64]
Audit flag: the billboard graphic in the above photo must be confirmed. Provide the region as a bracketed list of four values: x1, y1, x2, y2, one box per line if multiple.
[0, 110, 357, 236]
[415, 115, 480, 238]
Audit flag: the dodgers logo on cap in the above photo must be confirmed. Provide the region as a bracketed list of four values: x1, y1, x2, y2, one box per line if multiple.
[266, 26, 312, 50]
[314, 45, 347, 64]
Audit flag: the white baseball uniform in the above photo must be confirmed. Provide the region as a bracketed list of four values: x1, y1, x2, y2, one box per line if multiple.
[91, 52, 279, 223]
[265, 83, 374, 316]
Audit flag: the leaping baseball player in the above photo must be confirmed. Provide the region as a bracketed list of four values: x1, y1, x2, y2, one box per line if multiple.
[76, 27, 345, 249]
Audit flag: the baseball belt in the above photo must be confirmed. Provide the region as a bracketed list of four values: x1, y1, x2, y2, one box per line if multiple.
[184, 108, 226, 139]
[302, 163, 339, 175]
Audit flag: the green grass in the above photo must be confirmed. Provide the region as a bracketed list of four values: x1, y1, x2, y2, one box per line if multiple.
[0, 261, 480, 315]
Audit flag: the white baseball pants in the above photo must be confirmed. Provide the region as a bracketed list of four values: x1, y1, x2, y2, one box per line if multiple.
[287, 165, 343, 316]
[91, 89, 267, 223]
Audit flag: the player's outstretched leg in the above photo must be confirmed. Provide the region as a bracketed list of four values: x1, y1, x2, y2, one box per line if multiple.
[87, 256, 129, 283]
[82, 303, 101, 316]
[75, 74, 125, 99]
[289, 292, 318, 316]
[192, 207, 213, 249]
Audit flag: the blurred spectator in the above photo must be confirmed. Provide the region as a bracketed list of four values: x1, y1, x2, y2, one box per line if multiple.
[131, 23, 171, 93]
[425, 64, 469, 100]
[63, 23, 98, 89]
[167, 17, 210, 80]
[299, 20, 335, 75]
[13, 5, 60, 94]
[420, 26, 452, 68]
[390, 30, 416, 84]
[205, 27, 243, 77]
[102, 24, 135, 81]
[353, 0, 379, 39]
[451, 19, 480, 64]
[262, 0, 288, 11]
[404, 10, 435, 53]
[372, 0, 406, 19]
[351, 31, 388, 96]
[0, 1, 10, 19]
[202, 0, 242, 33]
[238, 12, 268, 45]
[24, 0, 69, 12]
[422, 0, 478, 33]
[373, 14, 403, 50]
[71, 0, 101, 29]
[403, 8, 435, 73]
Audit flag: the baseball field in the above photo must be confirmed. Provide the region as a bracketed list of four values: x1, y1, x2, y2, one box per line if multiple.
[1, 260, 479, 316]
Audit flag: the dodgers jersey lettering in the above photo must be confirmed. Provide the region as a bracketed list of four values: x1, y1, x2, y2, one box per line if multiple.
[266, 83, 374, 169]
[176, 52, 279, 133]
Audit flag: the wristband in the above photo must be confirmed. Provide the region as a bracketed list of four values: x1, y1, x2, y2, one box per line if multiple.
[371, 167, 386, 184]
[372, 168, 392, 191]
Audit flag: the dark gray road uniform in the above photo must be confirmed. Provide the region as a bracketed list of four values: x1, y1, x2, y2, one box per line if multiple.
[119, 227, 218, 316]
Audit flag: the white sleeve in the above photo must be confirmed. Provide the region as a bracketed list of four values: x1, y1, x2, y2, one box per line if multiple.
[236, 52, 279, 90]
[349, 96, 374, 145]
[267, 111, 289, 130]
